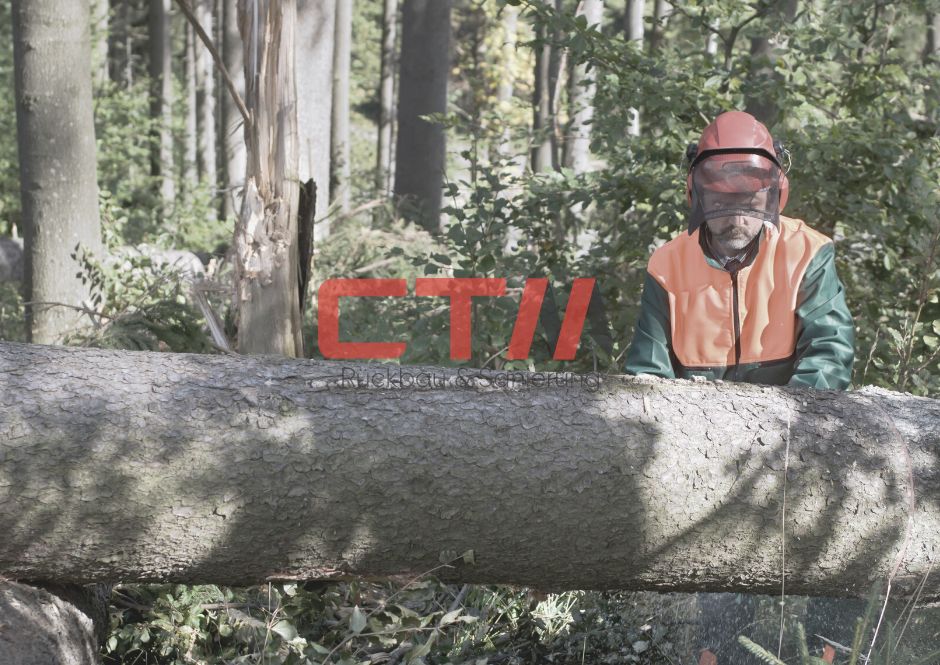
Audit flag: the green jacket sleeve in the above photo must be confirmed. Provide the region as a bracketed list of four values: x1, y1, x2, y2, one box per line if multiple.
[624, 271, 675, 378]
[789, 242, 856, 390]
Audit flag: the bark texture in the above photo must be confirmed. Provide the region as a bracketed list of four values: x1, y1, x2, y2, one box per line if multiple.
[296, 0, 335, 239]
[1, 342, 939, 601]
[376, 0, 398, 196]
[12, 0, 103, 345]
[222, 0, 247, 219]
[564, 0, 602, 172]
[394, 0, 452, 233]
[195, 0, 218, 186]
[234, 0, 302, 356]
[149, 0, 176, 204]
[0, 580, 98, 665]
[331, 0, 352, 215]
[530, 0, 555, 173]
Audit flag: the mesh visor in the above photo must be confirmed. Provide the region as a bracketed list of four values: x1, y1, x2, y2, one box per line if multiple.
[688, 153, 782, 234]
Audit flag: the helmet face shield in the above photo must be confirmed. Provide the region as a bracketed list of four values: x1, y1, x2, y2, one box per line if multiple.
[688, 152, 782, 235]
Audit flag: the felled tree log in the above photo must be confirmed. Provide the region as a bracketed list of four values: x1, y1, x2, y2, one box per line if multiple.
[0, 580, 98, 665]
[0, 341, 938, 600]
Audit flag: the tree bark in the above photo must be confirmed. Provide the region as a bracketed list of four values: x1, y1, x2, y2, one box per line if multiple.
[564, 0, 602, 173]
[234, 0, 302, 357]
[647, 0, 670, 54]
[376, 0, 398, 197]
[0, 581, 98, 665]
[744, 0, 798, 127]
[195, 0, 218, 187]
[530, 1, 554, 173]
[625, 0, 643, 136]
[149, 0, 176, 205]
[184, 23, 199, 192]
[296, 0, 335, 239]
[108, 0, 132, 86]
[925, 11, 940, 127]
[12, 0, 103, 345]
[1, 342, 938, 601]
[495, 3, 518, 156]
[91, 0, 109, 87]
[221, 0, 246, 220]
[331, 0, 352, 216]
[394, 0, 452, 233]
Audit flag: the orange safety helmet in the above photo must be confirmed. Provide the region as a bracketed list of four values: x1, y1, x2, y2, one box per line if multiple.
[684, 111, 790, 235]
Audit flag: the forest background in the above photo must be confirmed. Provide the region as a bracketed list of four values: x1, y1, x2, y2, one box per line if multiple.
[1, 0, 940, 663]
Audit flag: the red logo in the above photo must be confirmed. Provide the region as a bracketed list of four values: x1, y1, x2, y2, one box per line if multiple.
[317, 277, 599, 361]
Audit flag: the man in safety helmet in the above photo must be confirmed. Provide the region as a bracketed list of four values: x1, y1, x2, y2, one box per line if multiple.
[624, 110, 855, 388]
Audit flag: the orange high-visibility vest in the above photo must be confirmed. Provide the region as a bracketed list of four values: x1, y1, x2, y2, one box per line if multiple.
[647, 216, 832, 370]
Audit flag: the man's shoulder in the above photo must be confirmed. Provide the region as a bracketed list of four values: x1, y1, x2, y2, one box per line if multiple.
[647, 229, 697, 277]
[778, 215, 832, 249]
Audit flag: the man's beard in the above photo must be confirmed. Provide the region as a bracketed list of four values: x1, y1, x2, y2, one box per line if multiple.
[712, 225, 756, 251]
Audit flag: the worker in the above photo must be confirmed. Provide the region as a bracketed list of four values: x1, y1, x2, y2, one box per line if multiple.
[623, 110, 854, 389]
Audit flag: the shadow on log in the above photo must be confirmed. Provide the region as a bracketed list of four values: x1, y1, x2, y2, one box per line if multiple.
[0, 341, 938, 602]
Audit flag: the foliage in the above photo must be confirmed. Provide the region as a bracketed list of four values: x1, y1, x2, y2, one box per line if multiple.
[64, 241, 214, 354]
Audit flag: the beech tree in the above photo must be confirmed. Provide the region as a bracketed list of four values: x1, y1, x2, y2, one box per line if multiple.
[12, 0, 103, 344]
[149, 0, 175, 204]
[297, 0, 335, 238]
[394, 0, 453, 233]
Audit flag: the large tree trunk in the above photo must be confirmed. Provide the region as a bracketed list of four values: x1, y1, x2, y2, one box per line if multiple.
[376, 0, 398, 196]
[530, 1, 554, 173]
[296, 0, 335, 239]
[394, 0, 452, 233]
[234, 0, 302, 357]
[195, 0, 218, 187]
[563, 0, 602, 173]
[1, 342, 938, 601]
[331, 0, 352, 215]
[149, 0, 176, 205]
[221, 0, 247, 219]
[12, 0, 103, 345]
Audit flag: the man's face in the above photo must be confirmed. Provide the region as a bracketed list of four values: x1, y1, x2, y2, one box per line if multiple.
[705, 214, 764, 252]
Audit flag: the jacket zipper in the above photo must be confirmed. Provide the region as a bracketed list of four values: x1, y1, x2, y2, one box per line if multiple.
[730, 269, 741, 381]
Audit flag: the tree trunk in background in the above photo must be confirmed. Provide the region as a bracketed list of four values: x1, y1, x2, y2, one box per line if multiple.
[564, 0, 602, 173]
[331, 0, 352, 216]
[235, 0, 302, 356]
[394, 0, 452, 233]
[12, 0, 103, 345]
[625, 0, 643, 136]
[91, 0, 109, 87]
[647, 0, 670, 53]
[221, 0, 246, 220]
[495, 4, 518, 155]
[706, 18, 719, 57]
[184, 25, 199, 192]
[744, 0, 798, 128]
[108, 0, 132, 86]
[149, 0, 175, 205]
[530, 2, 554, 172]
[376, 0, 398, 197]
[297, 0, 335, 239]
[1, 344, 939, 601]
[925, 12, 940, 126]
[195, 0, 218, 188]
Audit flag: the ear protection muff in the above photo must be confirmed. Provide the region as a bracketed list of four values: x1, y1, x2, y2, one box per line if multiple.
[685, 140, 790, 212]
